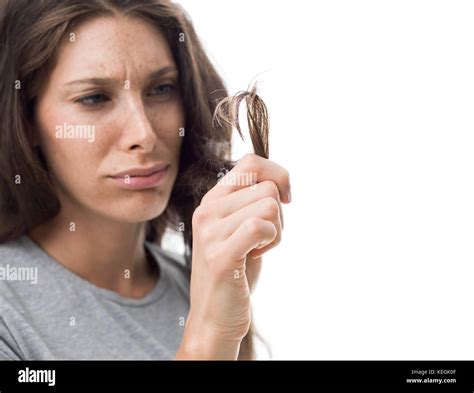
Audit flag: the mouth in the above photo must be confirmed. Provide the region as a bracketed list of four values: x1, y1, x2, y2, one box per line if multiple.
[109, 165, 170, 190]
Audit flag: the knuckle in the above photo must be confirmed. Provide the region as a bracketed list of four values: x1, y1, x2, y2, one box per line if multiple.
[260, 180, 280, 200]
[200, 193, 210, 205]
[244, 217, 264, 237]
[243, 152, 258, 161]
[261, 197, 280, 217]
[241, 152, 259, 169]
[192, 205, 210, 226]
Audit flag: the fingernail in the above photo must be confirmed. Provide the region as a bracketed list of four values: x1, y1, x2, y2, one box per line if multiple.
[287, 189, 292, 203]
[256, 241, 270, 249]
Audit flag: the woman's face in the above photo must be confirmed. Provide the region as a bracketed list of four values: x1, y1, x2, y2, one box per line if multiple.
[35, 15, 184, 223]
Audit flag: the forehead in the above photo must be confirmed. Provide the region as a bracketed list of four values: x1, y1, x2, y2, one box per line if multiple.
[51, 15, 175, 83]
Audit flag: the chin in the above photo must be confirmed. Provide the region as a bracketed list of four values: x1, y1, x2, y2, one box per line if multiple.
[100, 190, 171, 224]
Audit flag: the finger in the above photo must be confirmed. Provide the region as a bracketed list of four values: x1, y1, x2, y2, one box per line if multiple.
[202, 153, 291, 205]
[220, 197, 282, 251]
[248, 237, 276, 260]
[220, 217, 277, 262]
[213, 180, 284, 230]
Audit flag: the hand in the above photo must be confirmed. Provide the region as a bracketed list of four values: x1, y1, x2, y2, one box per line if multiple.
[176, 153, 291, 359]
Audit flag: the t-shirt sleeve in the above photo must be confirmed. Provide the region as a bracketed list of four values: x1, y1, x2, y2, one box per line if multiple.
[0, 316, 22, 360]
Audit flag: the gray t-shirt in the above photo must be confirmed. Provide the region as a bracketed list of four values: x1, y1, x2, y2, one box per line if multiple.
[0, 235, 190, 360]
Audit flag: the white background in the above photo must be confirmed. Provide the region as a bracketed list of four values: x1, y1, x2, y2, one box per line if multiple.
[176, 0, 474, 359]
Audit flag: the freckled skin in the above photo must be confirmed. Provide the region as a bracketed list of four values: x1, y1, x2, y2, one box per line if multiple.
[36, 15, 184, 223]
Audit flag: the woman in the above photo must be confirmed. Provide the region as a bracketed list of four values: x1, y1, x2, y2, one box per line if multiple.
[0, 0, 291, 360]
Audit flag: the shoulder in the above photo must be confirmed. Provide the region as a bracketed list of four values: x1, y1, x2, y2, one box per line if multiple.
[0, 235, 41, 308]
[0, 235, 31, 263]
[0, 236, 39, 295]
[0, 236, 34, 360]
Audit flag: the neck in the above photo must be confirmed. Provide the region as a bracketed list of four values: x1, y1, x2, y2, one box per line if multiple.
[28, 200, 158, 299]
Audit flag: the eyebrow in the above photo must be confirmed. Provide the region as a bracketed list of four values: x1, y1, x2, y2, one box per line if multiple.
[64, 65, 178, 87]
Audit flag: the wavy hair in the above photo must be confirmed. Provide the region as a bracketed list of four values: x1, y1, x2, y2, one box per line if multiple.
[0, 0, 260, 359]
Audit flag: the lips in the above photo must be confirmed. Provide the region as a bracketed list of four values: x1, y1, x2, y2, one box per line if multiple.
[110, 163, 169, 178]
[109, 164, 170, 190]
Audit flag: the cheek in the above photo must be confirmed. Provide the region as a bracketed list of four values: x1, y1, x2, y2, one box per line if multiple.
[36, 104, 100, 181]
[39, 127, 104, 192]
[151, 102, 185, 155]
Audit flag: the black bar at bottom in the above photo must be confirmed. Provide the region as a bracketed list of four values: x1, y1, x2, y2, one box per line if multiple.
[0, 361, 473, 389]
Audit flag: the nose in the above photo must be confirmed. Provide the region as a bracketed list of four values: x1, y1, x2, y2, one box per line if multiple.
[118, 95, 158, 153]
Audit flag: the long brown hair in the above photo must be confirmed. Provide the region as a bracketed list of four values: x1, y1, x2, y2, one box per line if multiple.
[0, 0, 256, 359]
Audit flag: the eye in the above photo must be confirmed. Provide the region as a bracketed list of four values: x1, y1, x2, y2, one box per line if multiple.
[75, 93, 109, 106]
[149, 83, 175, 97]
